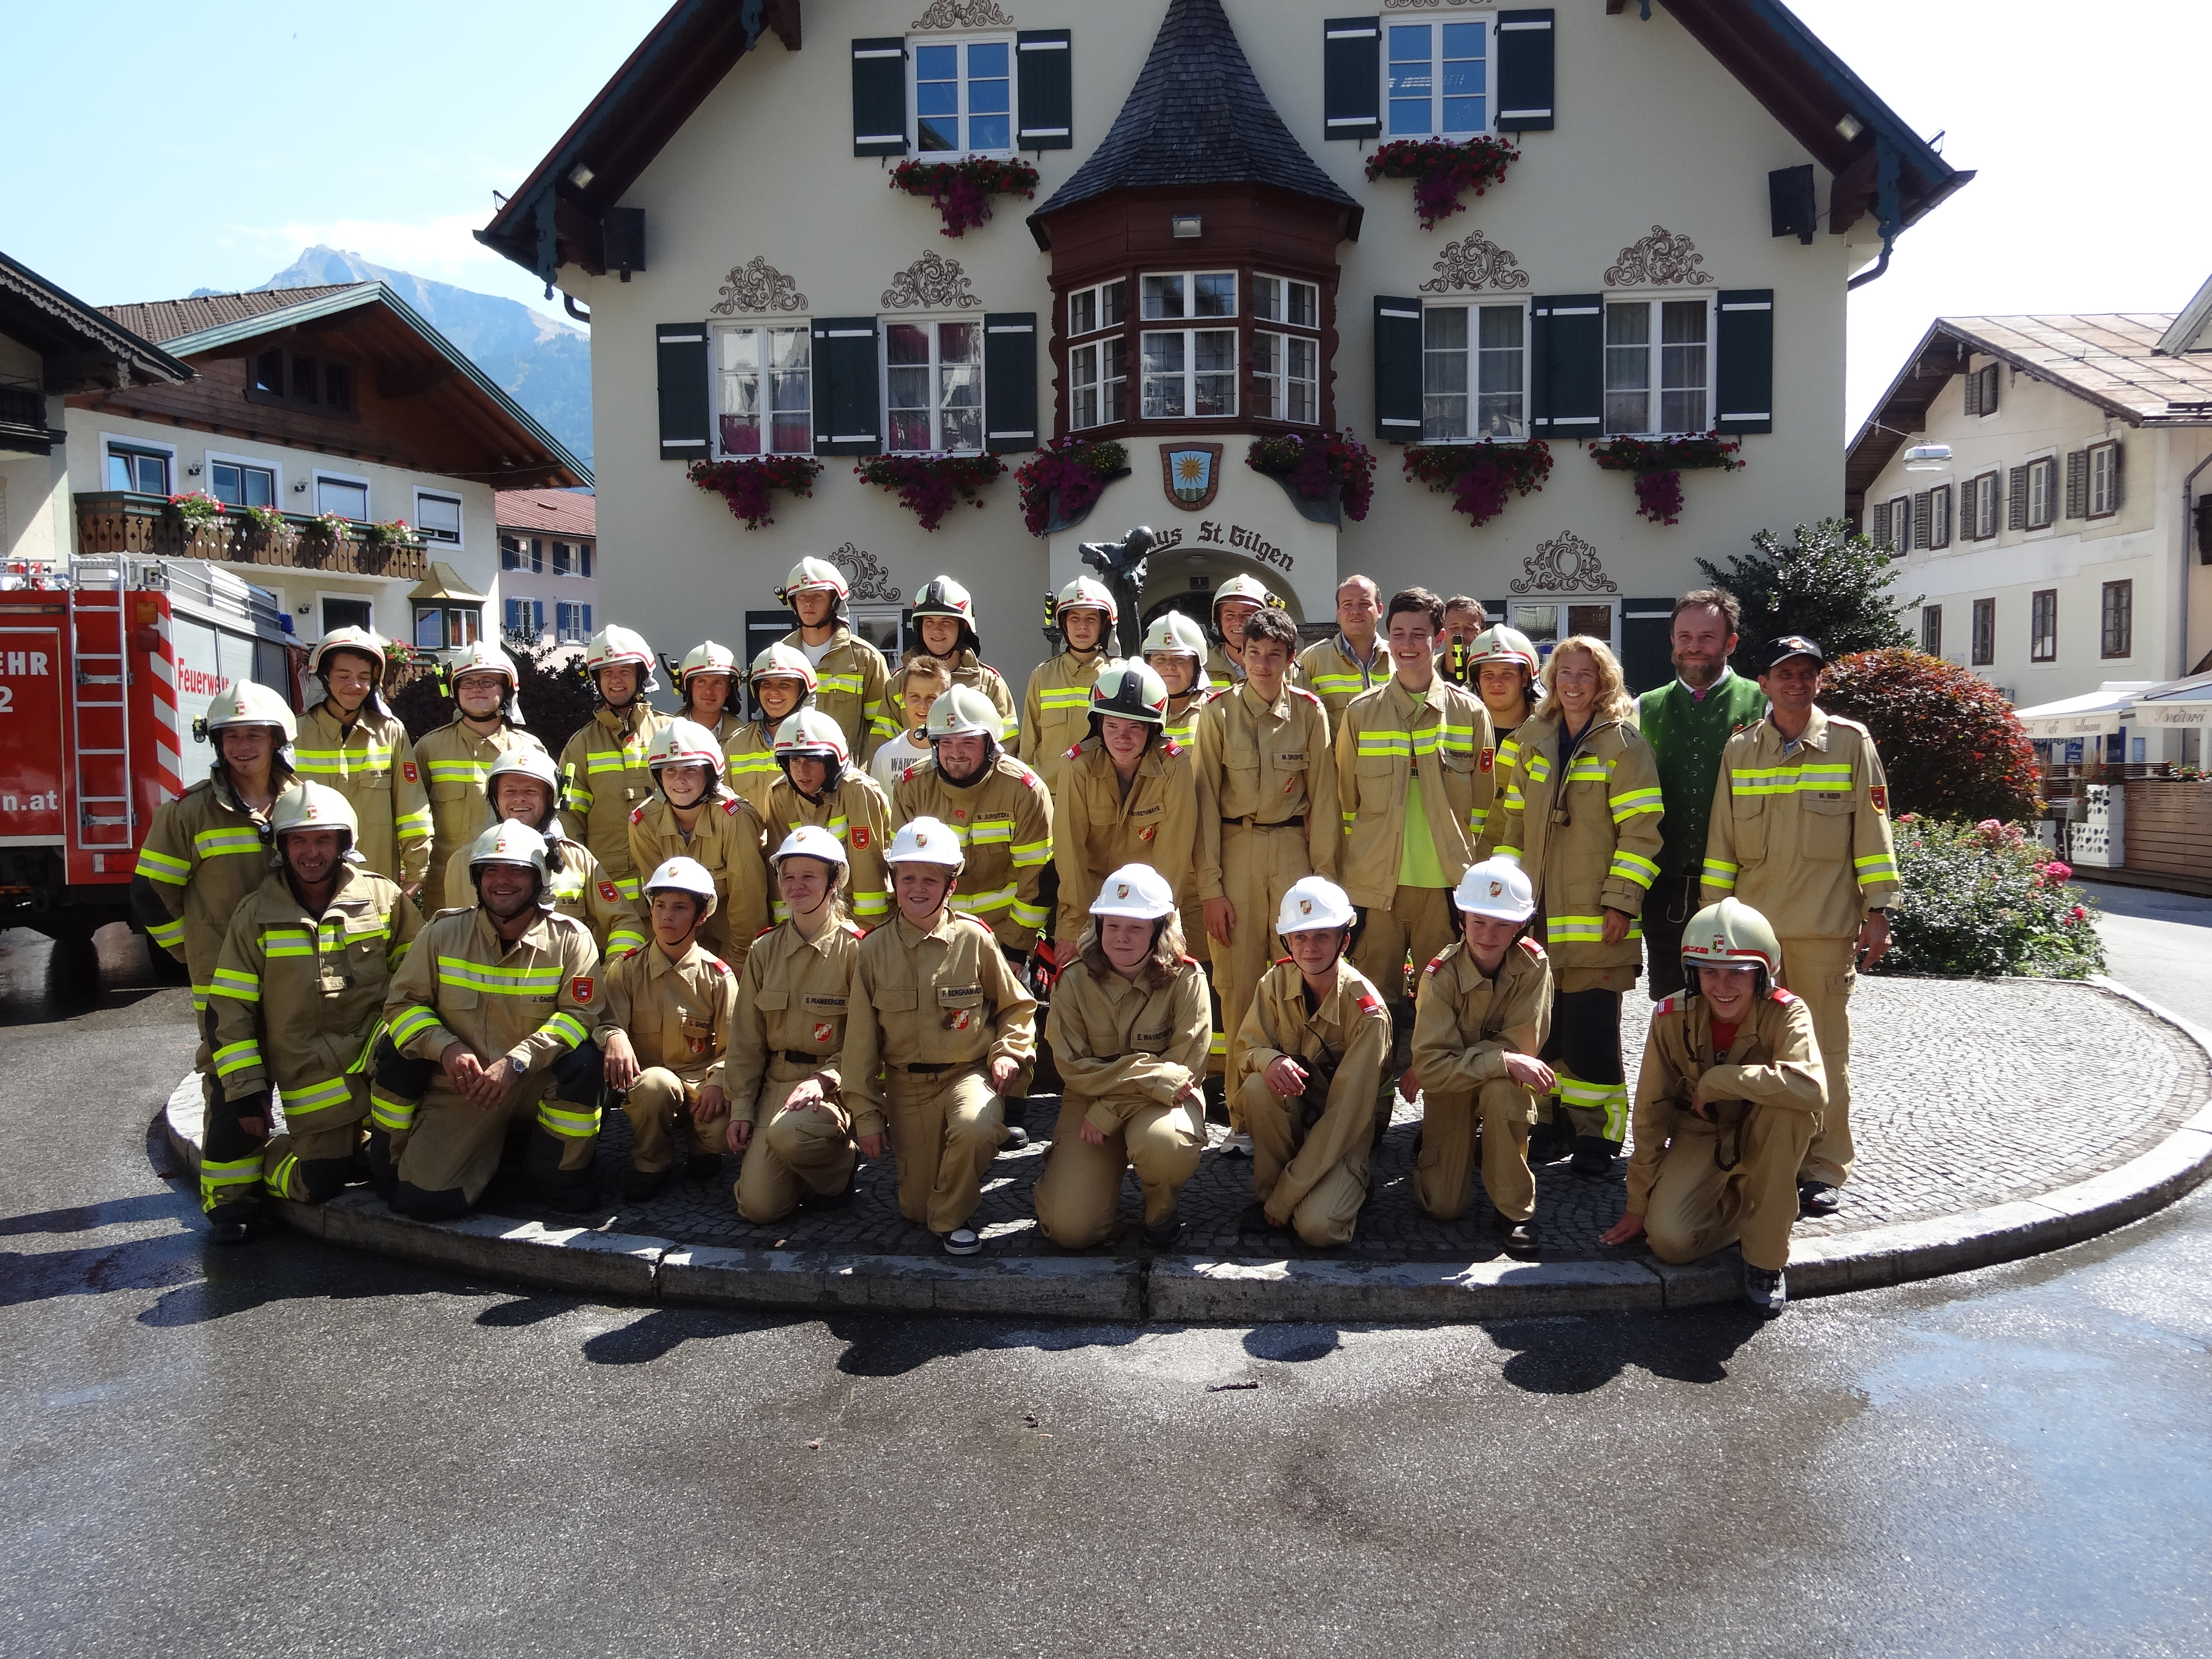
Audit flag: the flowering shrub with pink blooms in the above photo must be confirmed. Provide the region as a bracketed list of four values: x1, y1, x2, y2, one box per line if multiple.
[1401, 440, 1552, 528]
[688, 456, 824, 530]
[1873, 814, 2104, 979]
[853, 452, 1006, 531]
[1364, 136, 1518, 230]
[890, 158, 1040, 237]
[1246, 431, 1376, 522]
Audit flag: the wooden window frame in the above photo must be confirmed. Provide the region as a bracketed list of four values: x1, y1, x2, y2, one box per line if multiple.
[1928, 483, 1952, 549]
[712, 319, 815, 459]
[1968, 470, 2000, 540]
[2086, 440, 2121, 520]
[1601, 295, 1713, 438]
[1921, 603, 1942, 657]
[2030, 588, 2057, 663]
[1971, 596, 1995, 666]
[2026, 455, 2058, 531]
[2100, 579, 2132, 659]
[1382, 15, 1495, 140]
[1420, 297, 1531, 443]
[881, 316, 986, 455]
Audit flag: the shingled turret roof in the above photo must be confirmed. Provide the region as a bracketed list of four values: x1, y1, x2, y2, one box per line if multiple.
[1029, 0, 1359, 246]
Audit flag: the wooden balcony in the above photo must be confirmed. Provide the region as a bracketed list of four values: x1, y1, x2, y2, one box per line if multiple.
[72, 491, 429, 581]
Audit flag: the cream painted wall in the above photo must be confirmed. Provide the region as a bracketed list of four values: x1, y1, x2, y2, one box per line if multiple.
[60, 407, 502, 645]
[0, 332, 68, 567]
[566, 0, 1876, 693]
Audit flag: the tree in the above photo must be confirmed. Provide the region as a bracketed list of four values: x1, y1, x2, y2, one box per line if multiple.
[1819, 647, 2040, 824]
[1699, 517, 1918, 676]
[390, 633, 596, 751]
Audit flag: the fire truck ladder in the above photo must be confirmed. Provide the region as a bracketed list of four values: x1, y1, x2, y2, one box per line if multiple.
[68, 559, 134, 858]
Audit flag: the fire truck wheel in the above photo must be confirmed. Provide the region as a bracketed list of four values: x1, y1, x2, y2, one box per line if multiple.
[50, 928, 103, 1003]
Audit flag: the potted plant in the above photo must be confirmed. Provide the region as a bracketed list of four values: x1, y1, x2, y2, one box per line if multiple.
[1364, 136, 1518, 231]
[166, 490, 227, 528]
[237, 504, 293, 562]
[890, 156, 1042, 238]
[1589, 432, 1743, 525]
[1401, 440, 1554, 528]
[854, 452, 1007, 531]
[1245, 431, 1376, 526]
[687, 455, 825, 530]
[1015, 436, 1130, 535]
[297, 511, 350, 565]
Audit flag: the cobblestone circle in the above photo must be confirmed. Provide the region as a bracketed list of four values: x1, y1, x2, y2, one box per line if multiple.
[467, 977, 2205, 1263]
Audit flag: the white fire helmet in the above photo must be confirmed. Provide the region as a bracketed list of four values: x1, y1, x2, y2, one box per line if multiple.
[1276, 876, 1355, 935]
[1142, 611, 1212, 691]
[307, 625, 387, 684]
[1681, 898, 1783, 977]
[1054, 575, 1118, 627]
[584, 624, 661, 694]
[885, 815, 965, 872]
[644, 855, 718, 921]
[778, 556, 850, 613]
[926, 684, 1003, 743]
[483, 746, 562, 825]
[200, 679, 299, 744]
[270, 781, 358, 850]
[748, 641, 819, 699]
[771, 823, 850, 876]
[1089, 863, 1176, 922]
[467, 820, 551, 884]
[1451, 857, 1537, 924]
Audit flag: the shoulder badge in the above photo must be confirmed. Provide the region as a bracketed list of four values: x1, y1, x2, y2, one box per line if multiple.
[1292, 685, 1324, 708]
[629, 804, 646, 824]
[753, 923, 778, 940]
[401, 760, 418, 784]
[1869, 783, 1889, 815]
[613, 946, 642, 961]
[1423, 949, 1452, 977]
[571, 975, 595, 1003]
[1654, 994, 1678, 1016]
[1272, 955, 1293, 967]
[1063, 742, 1084, 760]
[1517, 937, 1547, 959]
[851, 824, 871, 850]
[1180, 954, 1202, 968]
[720, 797, 740, 815]
[707, 954, 732, 975]
[1355, 991, 1385, 1017]
[1771, 987, 1800, 1004]
[1479, 746, 1495, 773]
[844, 919, 867, 938]
[1021, 769, 1041, 790]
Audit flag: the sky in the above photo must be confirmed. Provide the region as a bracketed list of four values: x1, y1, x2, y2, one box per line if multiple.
[2, 0, 2203, 437]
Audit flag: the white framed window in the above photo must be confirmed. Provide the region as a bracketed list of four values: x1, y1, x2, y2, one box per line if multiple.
[1139, 272, 1237, 420]
[414, 490, 462, 544]
[500, 535, 544, 573]
[1888, 496, 1910, 553]
[1385, 17, 1490, 139]
[1603, 298, 1711, 436]
[413, 604, 480, 650]
[1070, 337, 1126, 430]
[206, 453, 277, 509]
[849, 603, 907, 673]
[1508, 599, 1619, 659]
[320, 594, 373, 635]
[1421, 300, 1528, 441]
[911, 36, 1012, 156]
[504, 597, 544, 640]
[2026, 455, 2057, 530]
[103, 436, 175, 494]
[1968, 471, 2000, 540]
[2087, 440, 2121, 518]
[1254, 333, 1319, 424]
[884, 319, 983, 453]
[715, 323, 812, 457]
[1921, 604, 1942, 657]
[1252, 275, 1318, 331]
[314, 471, 370, 521]
[1928, 484, 1952, 550]
[1141, 271, 1236, 323]
[1068, 280, 1125, 340]
[557, 601, 593, 643]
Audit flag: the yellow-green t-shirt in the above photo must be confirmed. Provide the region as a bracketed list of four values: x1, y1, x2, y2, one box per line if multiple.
[1398, 777, 1450, 888]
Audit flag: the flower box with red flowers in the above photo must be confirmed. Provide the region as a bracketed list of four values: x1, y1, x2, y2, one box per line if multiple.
[1246, 431, 1376, 525]
[688, 455, 825, 530]
[890, 157, 1042, 238]
[1363, 136, 1518, 232]
[1016, 437, 1130, 536]
[1589, 432, 1743, 526]
[1401, 440, 1553, 529]
[854, 452, 1006, 532]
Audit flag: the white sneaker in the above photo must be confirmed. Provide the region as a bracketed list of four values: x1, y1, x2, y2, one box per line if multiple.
[942, 1227, 983, 1256]
[1220, 1132, 1253, 1158]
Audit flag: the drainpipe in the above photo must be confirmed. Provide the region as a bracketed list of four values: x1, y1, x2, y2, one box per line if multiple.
[1846, 137, 1902, 292]
[564, 295, 591, 325]
[2182, 444, 2212, 681]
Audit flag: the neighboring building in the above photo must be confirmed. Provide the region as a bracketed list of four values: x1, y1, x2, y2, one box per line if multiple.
[475, 0, 1966, 694]
[1848, 277, 2212, 766]
[496, 487, 600, 653]
[1, 250, 189, 572]
[64, 281, 588, 652]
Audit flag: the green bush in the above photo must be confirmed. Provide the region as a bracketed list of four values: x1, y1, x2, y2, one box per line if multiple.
[391, 633, 596, 751]
[1699, 516, 1915, 675]
[1873, 816, 2105, 979]
[1820, 647, 2040, 824]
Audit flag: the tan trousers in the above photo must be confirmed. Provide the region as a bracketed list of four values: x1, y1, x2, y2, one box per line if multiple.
[1778, 935, 1856, 1186]
[1213, 823, 1317, 1115]
[885, 1064, 1004, 1235]
[1239, 1073, 1370, 1246]
[622, 1067, 728, 1173]
[395, 1078, 596, 1204]
[262, 1121, 363, 1201]
[1179, 897, 1226, 1080]
[735, 1069, 857, 1223]
[1033, 1095, 1205, 1248]
[1414, 1079, 1537, 1223]
[1642, 1103, 1817, 1272]
[1349, 883, 1456, 1011]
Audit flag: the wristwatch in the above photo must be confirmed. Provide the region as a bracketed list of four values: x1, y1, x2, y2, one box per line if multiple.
[506, 1054, 528, 1078]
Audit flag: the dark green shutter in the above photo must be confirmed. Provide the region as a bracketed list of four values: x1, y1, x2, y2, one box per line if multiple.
[1496, 9, 1555, 132]
[2008, 465, 2029, 532]
[656, 323, 709, 461]
[1530, 294, 1600, 436]
[1373, 295, 1423, 442]
[852, 38, 907, 156]
[1962, 359, 1980, 417]
[814, 318, 881, 456]
[1017, 30, 1072, 149]
[1715, 289, 1773, 436]
[984, 312, 1038, 452]
[2065, 450, 2086, 518]
[1323, 17, 1380, 141]
[2107, 441, 2124, 512]
[1621, 599, 1675, 695]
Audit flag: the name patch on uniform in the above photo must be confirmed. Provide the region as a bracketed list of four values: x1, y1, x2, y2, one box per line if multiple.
[597, 880, 620, 903]
[1275, 752, 1305, 766]
[801, 994, 847, 1012]
[936, 985, 982, 1005]
[571, 976, 594, 1003]
[1870, 784, 1889, 815]
[813, 1021, 836, 1044]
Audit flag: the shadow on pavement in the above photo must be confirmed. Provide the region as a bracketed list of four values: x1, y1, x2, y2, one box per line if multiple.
[0, 1193, 180, 1237]
[1242, 1324, 1341, 1363]
[1489, 1302, 1769, 1392]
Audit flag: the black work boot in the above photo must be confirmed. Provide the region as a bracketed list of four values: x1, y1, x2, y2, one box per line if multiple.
[1143, 1209, 1183, 1248]
[688, 1153, 723, 1183]
[1502, 1218, 1540, 1259]
[206, 1203, 260, 1245]
[1798, 1181, 1841, 1217]
[1570, 1135, 1615, 1176]
[1528, 1116, 1573, 1164]
[619, 1164, 670, 1204]
[1743, 1264, 1788, 1317]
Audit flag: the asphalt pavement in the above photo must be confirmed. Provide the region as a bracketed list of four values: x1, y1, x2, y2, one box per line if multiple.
[2084, 879, 2212, 1032]
[7, 923, 2212, 1656]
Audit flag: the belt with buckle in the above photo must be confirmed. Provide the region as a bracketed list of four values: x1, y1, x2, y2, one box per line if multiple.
[778, 1050, 824, 1067]
[1223, 814, 1305, 830]
[898, 1061, 957, 1076]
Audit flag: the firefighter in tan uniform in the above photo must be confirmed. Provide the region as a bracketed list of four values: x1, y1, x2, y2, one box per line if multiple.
[1146, 610, 1217, 753]
[1233, 878, 1392, 1247]
[1052, 661, 1198, 946]
[1295, 574, 1389, 725]
[778, 557, 889, 758]
[766, 708, 893, 928]
[627, 719, 771, 967]
[1335, 589, 1494, 1120]
[1486, 636, 1665, 1175]
[1700, 635, 1898, 1216]
[1018, 576, 1115, 797]
[1409, 858, 1553, 1256]
[558, 624, 671, 901]
[868, 576, 1020, 760]
[1034, 866, 1211, 1250]
[294, 627, 431, 892]
[439, 747, 646, 955]
[413, 640, 546, 902]
[381, 822, 604, 1216]
[1203, 573, 1274, 690]
[1601, 899, 1828, 1317]
[669, 640, 747, 755]
[201, 785, 421, 1242]
[728, 644, 815, 815]
[1193, 605, 1337, 1140]
[841, 817, 1037, 1255]
[1465, 625, 1541, 755]
[891, 686, 1054, 960]
[132, 680, 301, 1026]
[597, 857, 741, 1201]
[727, 827, 869, 1223]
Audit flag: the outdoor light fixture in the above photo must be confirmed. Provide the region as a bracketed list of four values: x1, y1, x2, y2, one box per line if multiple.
[1172, 214, 1202, 239]
[1835, 112, 1865, 142]
[1903, 442, 1954, 473]
[568, 163, 596, 190]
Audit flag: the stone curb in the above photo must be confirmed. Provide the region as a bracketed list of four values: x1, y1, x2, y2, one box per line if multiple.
[160, 975, 2212, 1322]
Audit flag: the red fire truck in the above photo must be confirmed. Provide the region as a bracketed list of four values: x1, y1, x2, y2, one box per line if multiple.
[0, 556, 304, 995]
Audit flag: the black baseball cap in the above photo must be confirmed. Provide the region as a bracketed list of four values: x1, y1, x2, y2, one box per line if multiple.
[1759, 635, 1826, 670]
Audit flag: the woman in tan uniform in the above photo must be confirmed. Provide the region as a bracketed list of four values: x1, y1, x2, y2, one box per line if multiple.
[1034, 864, 1211, 1249]
[627, 719, 770, 967]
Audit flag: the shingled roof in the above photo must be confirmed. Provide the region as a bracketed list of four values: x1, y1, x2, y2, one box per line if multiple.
[101, 284, 361, 346]
[1027, 0, 1359, 244]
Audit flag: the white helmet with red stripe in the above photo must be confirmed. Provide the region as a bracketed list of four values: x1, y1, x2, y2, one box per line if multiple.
[307, 625, 387, 684]
[1054, 575, 1118, 627]
[585, 624, 660, 694]
[200, 679, 299, 745]
[647, 719, 726, 797]
[748, 641, 818, 698]
[773, 708, 851, 796]
[778, 556, 850, 616]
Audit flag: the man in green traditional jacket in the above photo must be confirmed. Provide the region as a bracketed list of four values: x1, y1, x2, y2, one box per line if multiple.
[1634, 590, 1768, 1000]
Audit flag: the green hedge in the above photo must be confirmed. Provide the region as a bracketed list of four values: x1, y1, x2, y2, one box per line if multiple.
[1873, 816, 2104, 979]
